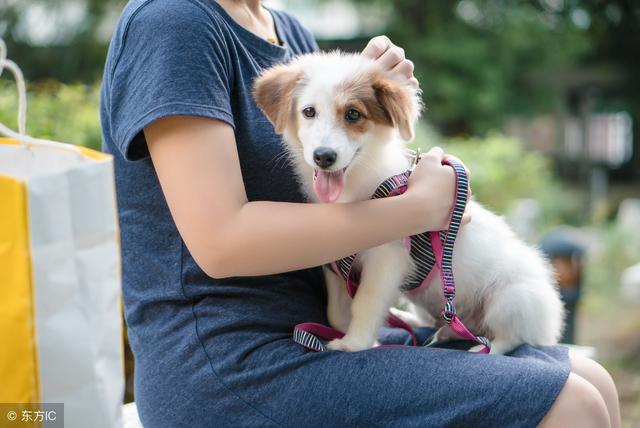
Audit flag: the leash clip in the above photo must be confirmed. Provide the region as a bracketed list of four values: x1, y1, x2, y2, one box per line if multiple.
[408, 147, 422, 173]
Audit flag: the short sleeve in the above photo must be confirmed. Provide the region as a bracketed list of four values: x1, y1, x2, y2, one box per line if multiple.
[108, 2, 234, 161]
[272, 9, 319, 55]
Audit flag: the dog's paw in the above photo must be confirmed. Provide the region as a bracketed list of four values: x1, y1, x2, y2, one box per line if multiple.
[326, 335, 374, 352]
[389, 307, 424, 328]
[469, 344, 488, 353]
[488, 340, 519, 355]
[326, 338, 351, 352]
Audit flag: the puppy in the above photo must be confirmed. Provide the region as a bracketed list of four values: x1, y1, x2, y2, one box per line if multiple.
[253, 52, 564, 354]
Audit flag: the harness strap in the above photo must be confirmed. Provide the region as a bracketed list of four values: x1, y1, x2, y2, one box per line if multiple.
[293, 322, 343, 352]
[294, 157, 491, 353]
[293, 313, 417, 353]
[333, 173, 439, 293]
[428, 160, 491, 353]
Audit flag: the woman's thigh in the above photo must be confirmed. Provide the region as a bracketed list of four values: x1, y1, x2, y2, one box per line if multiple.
[240, 343, 571, 428]
[134, 328, 571, 428]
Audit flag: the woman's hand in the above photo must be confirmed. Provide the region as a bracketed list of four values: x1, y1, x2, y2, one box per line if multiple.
[361, 38, 469, 230]
[361, 35, 419, 89]
[404, 147, 472, 232]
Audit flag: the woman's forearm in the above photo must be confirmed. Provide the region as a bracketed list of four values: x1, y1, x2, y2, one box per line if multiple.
[144, 116, 458, 279]
[206, 194, 424, 278]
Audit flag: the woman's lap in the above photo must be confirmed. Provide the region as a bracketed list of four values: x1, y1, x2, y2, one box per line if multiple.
[133, 323, 570, 428]
[260, 343, 569, 427]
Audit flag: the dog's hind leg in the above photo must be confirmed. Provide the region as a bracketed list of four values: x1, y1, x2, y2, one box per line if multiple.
[327, 241, 413, 352]
[483, 280, 564, 355]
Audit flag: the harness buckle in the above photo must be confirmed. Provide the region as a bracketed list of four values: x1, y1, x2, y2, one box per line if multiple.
[442, 301, 456, 323]
[408, 147, 422, 173]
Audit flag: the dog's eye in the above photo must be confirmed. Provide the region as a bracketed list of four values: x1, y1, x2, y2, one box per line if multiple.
[345, 109, 361, 122]
[302, 107, 316, 118]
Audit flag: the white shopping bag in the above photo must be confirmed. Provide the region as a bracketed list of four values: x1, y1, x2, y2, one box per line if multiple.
[0, 38, 124, 428]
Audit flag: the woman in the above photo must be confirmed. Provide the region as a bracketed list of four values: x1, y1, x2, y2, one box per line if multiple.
[101, 0, 620, 426]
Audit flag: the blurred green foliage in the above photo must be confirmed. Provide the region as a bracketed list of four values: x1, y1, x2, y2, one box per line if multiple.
[1, 0, 127, 83]
[412, 130, 583, 226]
[394, 2, 590, 135]
[441, 135, 554, 212]
[348, 0, 640, 137]
[585, 223, 640, 294]
[0, 81, 102, 150]
[2, 0, 639, 142]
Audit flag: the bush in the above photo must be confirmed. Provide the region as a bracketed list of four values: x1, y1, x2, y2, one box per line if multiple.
[0, 80, 102, 151]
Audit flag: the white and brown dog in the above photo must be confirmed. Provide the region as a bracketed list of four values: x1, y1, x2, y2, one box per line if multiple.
[253, 52, 564, 354]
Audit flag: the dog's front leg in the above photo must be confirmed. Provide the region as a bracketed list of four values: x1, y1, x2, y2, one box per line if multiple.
[327, 241, 413, 352]
[324, 265, 352, 333]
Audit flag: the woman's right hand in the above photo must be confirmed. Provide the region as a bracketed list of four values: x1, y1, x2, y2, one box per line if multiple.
[404, 147, 471, 233]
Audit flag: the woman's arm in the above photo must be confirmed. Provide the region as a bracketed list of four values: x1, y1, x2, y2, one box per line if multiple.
[145, 116, 458, 278]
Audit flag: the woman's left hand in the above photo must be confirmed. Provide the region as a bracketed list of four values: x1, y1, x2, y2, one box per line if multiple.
[361, 36, 419, 89]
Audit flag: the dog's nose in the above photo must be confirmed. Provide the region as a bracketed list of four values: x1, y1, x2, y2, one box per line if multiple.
[313, 147, 337, 169]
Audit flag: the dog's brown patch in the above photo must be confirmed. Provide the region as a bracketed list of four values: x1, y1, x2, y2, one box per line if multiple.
[371, 74, 416, 141]
[334, 71, 417, 141]
[334, 74, 394, 139]
[253, 65, 303, 134]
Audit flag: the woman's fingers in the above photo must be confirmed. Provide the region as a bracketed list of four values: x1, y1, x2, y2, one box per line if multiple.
[392, 58, 414, 80]
[361, 35, 393, 60]
[361, 36, 418, 88]
[444, 154, 470, 178]
[444, 153, 472, 203]
[423, 148, 473, 226]
[461, 212, 472, 226]
[409, 146, 474, 228]
[421, 146, 445, 164]
[377, 45, 405, 70]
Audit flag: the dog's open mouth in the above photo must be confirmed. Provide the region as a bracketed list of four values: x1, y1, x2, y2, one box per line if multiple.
[313, 168, 346, 203]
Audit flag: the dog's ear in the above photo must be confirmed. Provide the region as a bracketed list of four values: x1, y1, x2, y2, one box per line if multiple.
[253, 64, 302, 134]
[372, 75, 421, 141]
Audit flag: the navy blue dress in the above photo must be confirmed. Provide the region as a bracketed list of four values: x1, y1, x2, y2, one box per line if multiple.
[101, 1, 570, 426]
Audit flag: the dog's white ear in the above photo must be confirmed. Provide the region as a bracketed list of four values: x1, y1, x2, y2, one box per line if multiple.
[372, 76, 420, 141]
[253, 64, 302, 134]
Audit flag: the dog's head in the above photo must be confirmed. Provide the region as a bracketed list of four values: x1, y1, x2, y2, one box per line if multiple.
[253, 52, 422, 202]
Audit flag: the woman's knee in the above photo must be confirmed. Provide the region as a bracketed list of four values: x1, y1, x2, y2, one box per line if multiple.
[538, 373, 610, 428]
[569, 353, 621, 428]
[570, 353, 618, 400]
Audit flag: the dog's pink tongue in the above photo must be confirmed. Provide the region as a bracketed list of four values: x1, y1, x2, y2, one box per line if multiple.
[313, 170, 345, 203]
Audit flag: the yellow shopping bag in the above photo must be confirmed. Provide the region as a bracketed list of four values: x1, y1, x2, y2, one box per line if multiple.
[0, 39, 124, 428]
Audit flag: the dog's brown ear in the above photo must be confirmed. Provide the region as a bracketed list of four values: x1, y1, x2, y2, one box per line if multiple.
[372, 75, 420, 141]
[253, 64, 302, 134]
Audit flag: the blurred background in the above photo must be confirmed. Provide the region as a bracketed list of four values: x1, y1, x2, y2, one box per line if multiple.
[1, 0, 638, 424]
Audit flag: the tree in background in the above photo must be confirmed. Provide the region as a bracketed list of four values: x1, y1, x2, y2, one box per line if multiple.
[1, 0, 639, 157]
[0, 0, 125, 82]
[352, 0, 638, 137]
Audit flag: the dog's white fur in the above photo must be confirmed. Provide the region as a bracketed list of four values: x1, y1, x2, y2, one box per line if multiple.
[254, 52, 564, 354]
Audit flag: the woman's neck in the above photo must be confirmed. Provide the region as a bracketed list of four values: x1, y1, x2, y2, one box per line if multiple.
[231, 0, 262, 13]
[216, 0, 279, 44]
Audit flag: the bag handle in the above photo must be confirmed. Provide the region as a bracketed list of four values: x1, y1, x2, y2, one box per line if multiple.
[0, 38, 26, 135]
[0, 37, 83, 156]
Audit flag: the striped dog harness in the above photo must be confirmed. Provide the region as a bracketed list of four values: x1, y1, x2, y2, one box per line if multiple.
[294, 156, 491, 353]
[331, 172, 443, 296]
